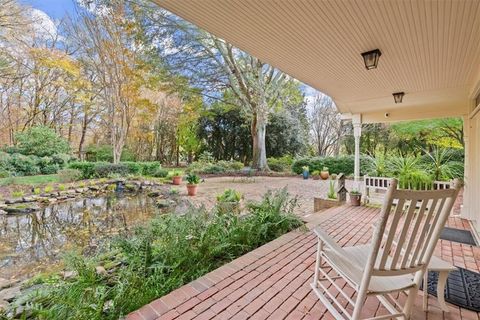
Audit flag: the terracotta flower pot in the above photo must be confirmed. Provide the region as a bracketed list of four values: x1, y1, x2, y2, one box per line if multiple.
[350, 193, 362, 206]
[172, 176, 182, 185]
[187, 184, 198, 196]
[320, 171, 329, 180]
[312, 175, 320, 180]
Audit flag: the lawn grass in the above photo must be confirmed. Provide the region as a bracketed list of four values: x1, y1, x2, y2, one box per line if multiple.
[0, 174, 60, 186]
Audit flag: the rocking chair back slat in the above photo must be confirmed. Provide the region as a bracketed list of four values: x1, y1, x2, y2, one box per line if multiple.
[389, 198, 418, 268]
[372, 180, 460, 275]
[379, 198, 405, 269]
[400, 198, 429, 269]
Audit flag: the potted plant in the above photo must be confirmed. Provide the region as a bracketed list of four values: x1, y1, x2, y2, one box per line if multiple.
[311, 170, 320, 180]
[327, 179, 337, 199]
[302, 166, 309, 180]
[172, 170, 183, 185]
[216, 189, 242, 215]
[186, 173, 200, 196]
[320, 167, 330, 180]
[349, 190, 362, 206]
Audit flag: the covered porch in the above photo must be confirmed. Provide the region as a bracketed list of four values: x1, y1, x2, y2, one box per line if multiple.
[152, 0, 480, 236]
[127, 204, 479, 320]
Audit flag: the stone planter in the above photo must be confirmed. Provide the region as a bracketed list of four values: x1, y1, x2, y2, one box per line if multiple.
[312, 175, 320, 180]
[349, 193, 362, 206]
[320, 171, 329, 180]
[172, 176, 182, 185]
[186, 184, 198, 196]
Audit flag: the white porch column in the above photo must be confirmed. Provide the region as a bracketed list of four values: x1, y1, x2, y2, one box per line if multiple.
[352, 114, 362, 188]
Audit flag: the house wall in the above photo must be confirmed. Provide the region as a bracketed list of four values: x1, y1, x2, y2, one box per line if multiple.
[464, 111, 480, 231]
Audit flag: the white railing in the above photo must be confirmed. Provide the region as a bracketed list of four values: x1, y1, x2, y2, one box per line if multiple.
[364, 175, 452, 203]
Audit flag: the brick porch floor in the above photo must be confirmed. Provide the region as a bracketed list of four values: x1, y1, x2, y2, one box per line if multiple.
[127, 204, 480, 320]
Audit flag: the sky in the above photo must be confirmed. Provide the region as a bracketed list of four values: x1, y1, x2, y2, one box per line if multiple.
[21, 0, 76, 20]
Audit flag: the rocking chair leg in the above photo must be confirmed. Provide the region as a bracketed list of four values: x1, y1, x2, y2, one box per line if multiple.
[403, 286, 419, 319]
[351, 288, 368, 320]
[313, 239, 323, 287]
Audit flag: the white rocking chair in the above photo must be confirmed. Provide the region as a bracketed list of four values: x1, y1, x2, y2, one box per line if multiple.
[311, 178, 461, 320]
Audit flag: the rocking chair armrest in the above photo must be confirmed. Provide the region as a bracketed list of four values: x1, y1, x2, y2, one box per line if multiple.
[313, 226, 348, 257]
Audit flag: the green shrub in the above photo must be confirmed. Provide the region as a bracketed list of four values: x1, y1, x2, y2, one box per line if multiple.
[216, 160, 244, 171]
[291, 155, 372, 176]
[139, 162, 161, 176]
[51, 153, 72, 166]
[9, 153, 40, 176]
[217, 189, 242, 203]
[152, 168, 169, 178]
[41, 163, 60, 174]
[58, 169, 82, 183]
[15, 126, 70, 157]
[68, 162, 97, 179]
[188, 160, 243, 174]
[267, 156, 293, 172]
[387, 156, 432, 189]
[122, 162, 142, 175]
[0, 169, 10, 178]
[68, 161, 162, 178]
[93, 163, 130, 178]
[203, 164, 225, 174]
[14, 188, 302, 319]
[421, 148, 464, 181]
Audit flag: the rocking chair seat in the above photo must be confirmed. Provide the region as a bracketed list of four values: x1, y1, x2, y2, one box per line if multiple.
[316, 227, 416, 294]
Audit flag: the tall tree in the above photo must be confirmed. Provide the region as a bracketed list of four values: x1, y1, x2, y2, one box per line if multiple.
[68, 2, 145, 163]
[130, 3, 290, 170]
[309, 94, 345, 156]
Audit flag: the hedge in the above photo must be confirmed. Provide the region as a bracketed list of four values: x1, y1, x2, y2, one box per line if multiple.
[291, 155, 373, 175]
[188, 160, 244, 174]
[0, 152, 71, 177]
[267, 156, 293, 172]
[68, 161, 162, 178]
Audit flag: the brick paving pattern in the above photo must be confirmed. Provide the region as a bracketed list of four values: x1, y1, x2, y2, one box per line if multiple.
[128, 201, 479, 320]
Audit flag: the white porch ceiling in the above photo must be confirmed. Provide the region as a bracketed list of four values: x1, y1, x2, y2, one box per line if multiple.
[153, 0, 480, 120]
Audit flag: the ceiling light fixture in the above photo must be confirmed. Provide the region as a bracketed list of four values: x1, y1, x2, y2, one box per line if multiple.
[393, 92, 405, 103]
[361, 49, 382, 70]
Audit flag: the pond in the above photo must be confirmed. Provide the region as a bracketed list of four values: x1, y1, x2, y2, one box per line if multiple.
[0, 192, 160, 281]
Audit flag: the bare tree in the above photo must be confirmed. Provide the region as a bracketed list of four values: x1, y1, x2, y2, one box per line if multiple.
[69, 2, 143, 163]
[309, 94, 345, 156]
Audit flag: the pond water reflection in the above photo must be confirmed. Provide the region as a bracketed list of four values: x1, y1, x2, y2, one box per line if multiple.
[0, 192, 159, 280]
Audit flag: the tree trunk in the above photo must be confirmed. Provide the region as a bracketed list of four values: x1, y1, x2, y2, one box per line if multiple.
[251, 114, 269, 171]
[78, 112, 89, 160]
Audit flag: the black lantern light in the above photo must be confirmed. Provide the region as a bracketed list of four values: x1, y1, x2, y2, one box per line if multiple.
[393, 92, 405, 103]
[361, 49, 382, 70]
